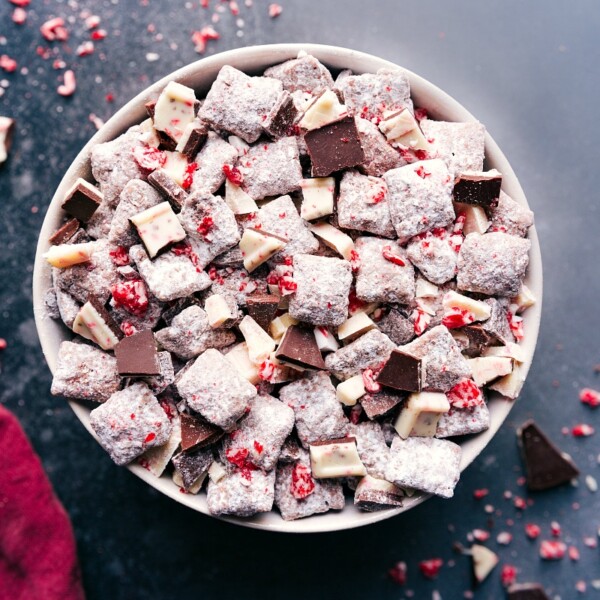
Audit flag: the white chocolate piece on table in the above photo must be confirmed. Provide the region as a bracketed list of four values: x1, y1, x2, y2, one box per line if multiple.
[336, 374, 366, 406]
[270, 313, 299, 341]
[483, 342, 526, 363]
[300, 177, 335, 221]
[337, 312, 376, 341]
[468, 356, 513, 387]
[162, 151, 190, 186]
[471, 544, 499, 583]
[224, 342, 260, 384]
[239, 315, 276, 364]
[314, 326, 339, 353]
[205, 294, 234, 328]
[44, 241, 97, 268]
[239, 228, 286, 273]
[153, 81, 197, 142]
[309, 438, 367, 478]
[225, 179, 259, 215]
[72, 301, 120, 350]
[130, 201, 186, 258]
[299, 90, 347, 131]
[394, 392, 450, 439]
[512, 283, 536, 313]
[454, 202, 489, 235]
[309, 222, 355, 260]
[442, 291, 492, 322]
[378, 108, 430, 151]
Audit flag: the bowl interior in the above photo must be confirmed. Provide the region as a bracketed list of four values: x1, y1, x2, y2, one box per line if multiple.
[32, 43, 542, 533]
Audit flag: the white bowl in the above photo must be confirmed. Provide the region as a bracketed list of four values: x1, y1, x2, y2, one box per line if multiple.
[32, 43, 542, 533]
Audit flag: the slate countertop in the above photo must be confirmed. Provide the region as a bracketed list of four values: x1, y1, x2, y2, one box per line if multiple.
[1, 1, 599, 598]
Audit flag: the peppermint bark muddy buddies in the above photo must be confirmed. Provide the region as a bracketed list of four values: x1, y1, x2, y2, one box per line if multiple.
[45, 52, 535, 521]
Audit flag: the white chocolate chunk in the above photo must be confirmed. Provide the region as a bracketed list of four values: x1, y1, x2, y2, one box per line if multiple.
[442, 291, 492, 322]
[225, 179, 259, 215]
[130, 201, 187, 258]
[72, 301, 120, 350]
[483, 342, 527, 363]
[208, 461, 226, 484]
[394, 392, 450, 439]
[224, 342, 260, 384]
[309, 222, 355, 260]
[300, 177, 335, 221]
[314, 326, 339, 352]
[411, 411, 443, 437]
[239, 315, 276, 364]
[416, 276, 439, 299]
[0, 116, 15, 163]
[239, 228, 287, 273]
[336, 374, 366, 406]
[512, 284, 536, 313]
[162, 151, 190, 186]
[309, 438, 367, 478]
[205, 294, 234, 328]
[489, 363, 525, 400]
[471, 544, 499, 583]
[227, 135, 250, 156]
[270, 313, 299, 341]
[454, 202, 489, 235]
[44, 241, 97, 268]
[337, 312, 376, 341]
[141, 415, 182, 477]
[153, 81, 196, 142]
[172, 469, 206, 494]
[139, 118, 161, 148]
[356, 474, 404, 495]
[299, 90, 347, 131]
[468, 356, 513, 387]
[378, 108, 430, 151]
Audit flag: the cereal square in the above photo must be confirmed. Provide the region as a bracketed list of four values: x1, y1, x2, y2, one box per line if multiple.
[436, 403, 490, 438]
[279, 371, 348, 447]
[288, 254, 352, 327]
[141, 351, 175, 395]
[385, 436, 461, 498]
[207, 266, 269, 306]
[238, 137, 303, 200]
[383, 159, 455, 242]
[355, 116, 405, 177]
[489, 191, 534, 237]
[188, 132, 238, 196]
[50, 270, 81, 329]
[377, 308, 415, 346]
[348, 421, 390, 479]
[337, 170, 396, 238]
[354, 237, 415, 304]
[199, 65, 284, 143]
[406, 230, 458, 285]
[51, 341, 120, 402]
[176, 348, 257, 430]
[89, 382, 172, 465]
[264, 54, 334, 93]
[457, 232, 531, 296]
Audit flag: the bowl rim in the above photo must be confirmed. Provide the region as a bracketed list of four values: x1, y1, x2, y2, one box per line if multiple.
[32, 42, 543, 534]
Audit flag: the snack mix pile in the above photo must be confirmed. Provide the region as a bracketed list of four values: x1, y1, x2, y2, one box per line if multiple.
[45, 51, 535, 521]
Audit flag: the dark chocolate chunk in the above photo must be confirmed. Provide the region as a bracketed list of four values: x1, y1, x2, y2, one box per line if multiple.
[145, 100, 156, 119]
[275, 325, 326, 370]
[518, 420, 579, 491]
[246, 293, 279, 332]
[157, 130, 178, 152]
[507, 583, 549, 600]
[453, 171, 502, 210]
[376, 350, 422, 392]
[481, 298, 514, 346]
[49, 218, 80, 245]
[61, 179, 103, 223]
[147, 169, 188, 209]
[460, 324, 494, 357]
[172, 447, 212, 489]
[88, 295, 123, 341]
[180, 412, 223, 452]
[211, 246, 244, 268]
[178, 119, 208, 160]
[264, 91, 298, 138]
[304, 115, 365, 177]
[114, 329, 160, 377]
[360, 390, 404, 420]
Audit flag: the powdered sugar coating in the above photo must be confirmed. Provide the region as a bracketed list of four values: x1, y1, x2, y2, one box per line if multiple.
[385, 436, 461, 498]
[208, 265, 268, 306]
[436, 403, 490, 438]
[377, 308, 415, 346]
[176, 348, 257, 431]
[406, 230, 458, 285]
[172, 448, 213, 490]
[199, 65, 284, 144]
[50, 271, 81, 329]
[400, 325, 471, 392]
[349, 421, 390, 479]
[86, 200, 115, 240]
[129, 244, 212, 302]
[89, 382, 172, 466]
[384, 159, 455, 242]
[237, 137, 302, 200]
[51, 341, 120, 402]
[264, 54, 334, 94]
[325, 329, 396, 381]
[482, 298, 515, 345]
[279, 371, 348, 447]
[457, 232, 531, 296]
[188, 133, 238, 196]
[142, 351, 175, 395]
[354, 236, 415, 304]
[337, 170, 395, 238]
[355, 117, 405, 177]
[489, 190, 534, 237]
[109, 288, 164, 333]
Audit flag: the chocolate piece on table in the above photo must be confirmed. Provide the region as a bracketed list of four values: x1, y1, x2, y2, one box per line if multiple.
[61, 178, 103, 223]
[518, 420, 579, 491]
[453, 170, 502, 210]
[376, 350, 422, 392]
[147, 169, 188, 209]
[246, 293, 279, 332]
[304, 115, 365, 177]
[180, 412, 223, 453]
[49, 218, 80, 245]
[114, 329, 160, 377]
[507, 583, 550, 600]
[275, 325, 326, 370]
[360, 390, 404, 420]
[0, 116, 15, 164]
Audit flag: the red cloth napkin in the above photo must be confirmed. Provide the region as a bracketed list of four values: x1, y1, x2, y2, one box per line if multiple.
[0, 405, 85, 600]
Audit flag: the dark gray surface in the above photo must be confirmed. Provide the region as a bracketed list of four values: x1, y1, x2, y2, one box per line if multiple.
[1, 1, 599, 598]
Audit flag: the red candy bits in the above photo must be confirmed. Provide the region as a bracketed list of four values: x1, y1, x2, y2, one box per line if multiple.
[290, 463, 315, 499]
[580, 388, 600, 408]
[419, 558, 443, 579]
[111, 280, 149, 317]
[446, 378, 483, 409]
[388, 561, 407, 586]
[539, 540, 566, 560]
